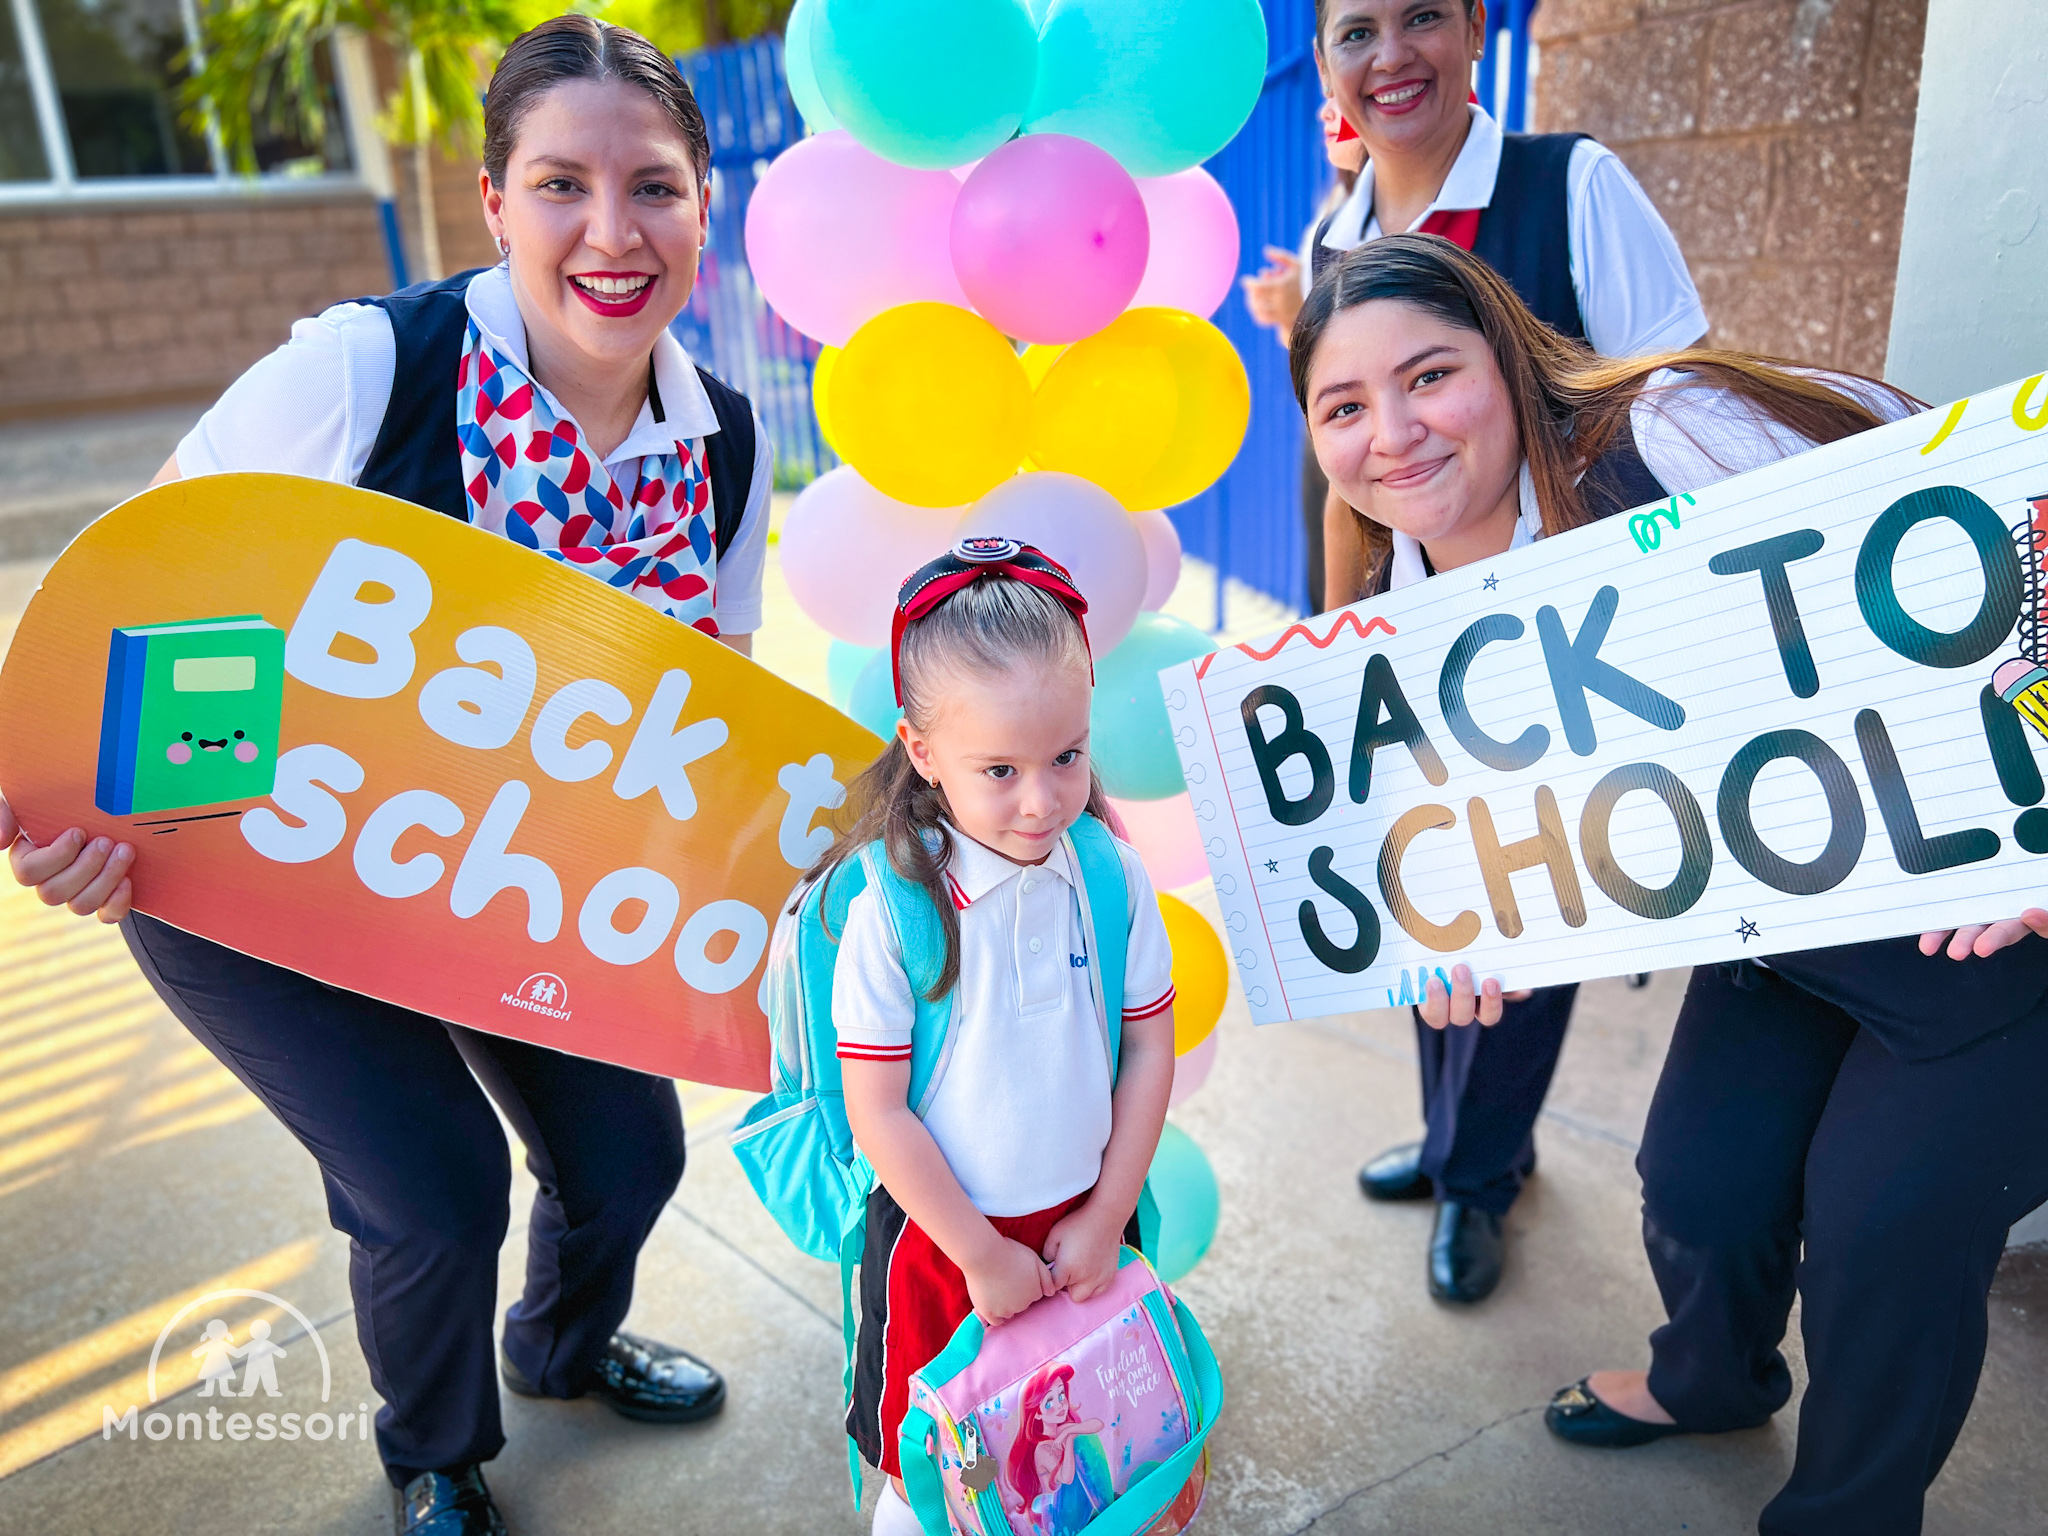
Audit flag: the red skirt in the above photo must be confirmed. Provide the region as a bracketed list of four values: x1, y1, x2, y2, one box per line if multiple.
[848, 1185, 1097, 1480]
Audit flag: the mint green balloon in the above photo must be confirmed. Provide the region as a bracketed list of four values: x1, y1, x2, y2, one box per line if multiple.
[1148, 1122, 1219, 1283]
[814, 0, 1039, 170]
[1026, 0, 1268, 177]
[828, 640, 881, 711]
[849, 648, 904, 740]
[1090, 612, 1217, 801]
[784, 0, 839, 133]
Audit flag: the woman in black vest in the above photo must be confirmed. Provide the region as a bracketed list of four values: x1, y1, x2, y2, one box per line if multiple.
[0, 18, 767, 1534]
[1310, 0, 1706, 1305]
[1294, 235, 2048, 1535]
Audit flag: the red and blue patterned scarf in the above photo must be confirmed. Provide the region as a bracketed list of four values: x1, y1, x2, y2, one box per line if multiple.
[455, 320, 721, 636]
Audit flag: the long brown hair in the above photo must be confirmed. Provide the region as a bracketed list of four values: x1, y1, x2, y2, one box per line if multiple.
[1289, 234, 1923, 597]
[802, 574, 1115, 1002]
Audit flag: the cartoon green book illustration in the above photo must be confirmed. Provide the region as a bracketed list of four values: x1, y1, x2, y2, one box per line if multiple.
[95, 616, 286, 816]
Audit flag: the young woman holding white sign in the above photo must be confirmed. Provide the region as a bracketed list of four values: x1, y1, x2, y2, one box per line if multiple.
[1291, 232, 2048, 1536]
[0, 18, 770, 1533]
[1307, 0, 1706, 1306]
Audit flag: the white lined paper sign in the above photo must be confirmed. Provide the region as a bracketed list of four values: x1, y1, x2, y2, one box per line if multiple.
[1163, 371, 2048, 1025]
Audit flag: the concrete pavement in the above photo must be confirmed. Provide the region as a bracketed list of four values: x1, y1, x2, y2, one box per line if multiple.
[0, 418, 2043, 1534]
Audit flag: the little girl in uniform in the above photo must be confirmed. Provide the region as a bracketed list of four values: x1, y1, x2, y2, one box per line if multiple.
[813, 539, 1179, 1536]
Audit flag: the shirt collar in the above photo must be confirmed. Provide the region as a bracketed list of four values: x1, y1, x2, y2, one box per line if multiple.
[1388, 459, 1541, 591]
[1322, 103, 1503, 250]
[461, 264, 722, 461]
[941, 822, 1075, 908]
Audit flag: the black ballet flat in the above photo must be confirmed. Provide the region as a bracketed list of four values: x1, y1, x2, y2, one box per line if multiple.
[1544, 1379, 1687, 1449]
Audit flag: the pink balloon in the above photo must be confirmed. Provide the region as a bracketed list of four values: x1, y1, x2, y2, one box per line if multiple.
[745, 132, 968, 347]
[1111, 793, 1209, 890]
[950, 135, 1149, 345]
[1170, 1030, 1218, 1109]
[1134, 509, 1183, 611]
[1129, 169, 1241, 319]
[955, 473, 1147, 656]
[782, 467, 961, 646]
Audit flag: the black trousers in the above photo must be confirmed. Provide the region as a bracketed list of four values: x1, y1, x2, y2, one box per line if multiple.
[1412, 983, 1577, 1215]
[1640, 961, 2048, 1535]
[124, 915, 687, 1485]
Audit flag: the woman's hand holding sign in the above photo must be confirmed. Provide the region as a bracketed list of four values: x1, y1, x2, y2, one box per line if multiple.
[1417, 963, 1534, 1029]
[1919, 912, 2048, 960]
[0, 795, 134, 922]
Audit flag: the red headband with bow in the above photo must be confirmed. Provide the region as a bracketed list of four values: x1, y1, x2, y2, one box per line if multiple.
[891, 537, 1092, 705]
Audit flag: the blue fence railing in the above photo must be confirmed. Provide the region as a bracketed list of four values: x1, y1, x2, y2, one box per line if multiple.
[671, 35, 837, 489]
[674, 3, 1540, 613]
[1172, 0, 1323, 620]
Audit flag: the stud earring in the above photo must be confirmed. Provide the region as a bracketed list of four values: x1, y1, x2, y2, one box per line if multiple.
[496, 234, 509, 257]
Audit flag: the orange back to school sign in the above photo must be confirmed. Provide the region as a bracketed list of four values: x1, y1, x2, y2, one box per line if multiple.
[0, 475, 881, 1089]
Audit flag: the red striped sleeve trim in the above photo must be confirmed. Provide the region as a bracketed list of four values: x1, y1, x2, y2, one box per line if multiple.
[1122, 986, 1177, 1021]
[945, 871, 971, 910]
[837, 1042, 914, 1062]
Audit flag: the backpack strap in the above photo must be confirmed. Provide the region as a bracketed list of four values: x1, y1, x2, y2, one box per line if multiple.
[1065, 813, 1131, 1079]
[859, 842, 959, 1116]
[695, 366, 759, 559]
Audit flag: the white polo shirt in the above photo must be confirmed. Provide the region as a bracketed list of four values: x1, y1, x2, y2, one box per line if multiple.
[832, 824, 1177, 1217]
[1320, 104, 1708, 360]
[1385, 368, 1918, 590]
[173, 264, 773, 634]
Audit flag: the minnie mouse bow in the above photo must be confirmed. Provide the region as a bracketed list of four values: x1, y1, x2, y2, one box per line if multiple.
[892, 537, 1092, 705]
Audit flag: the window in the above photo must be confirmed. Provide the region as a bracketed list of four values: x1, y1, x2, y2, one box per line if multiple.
[0, 0, 355, 195]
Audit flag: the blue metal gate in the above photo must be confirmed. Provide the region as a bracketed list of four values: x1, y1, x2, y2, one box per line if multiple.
[1171, 0, 1324, 620]
[670, 35, 836, 489]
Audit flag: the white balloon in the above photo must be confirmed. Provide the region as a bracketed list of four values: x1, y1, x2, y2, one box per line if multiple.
[781, 467, 961, 647]
[955, 473, 1147, 657]
[1133, 509, 1183, 612]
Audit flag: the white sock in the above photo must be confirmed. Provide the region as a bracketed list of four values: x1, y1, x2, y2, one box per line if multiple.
[872, 1479, 924, 1536]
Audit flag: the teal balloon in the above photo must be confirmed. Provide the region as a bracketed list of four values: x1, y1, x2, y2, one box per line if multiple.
[1025, 0, 1268, 177]
[784, 0, 839, 133]
[1027, 0, 1054, 23]
[828, 640, 881, 711]
[1147, 1122, 1218, 1283]
[1090, 612, 1217, 801]
[814, 0, 1039, 170]
[849, 648, 904, 739]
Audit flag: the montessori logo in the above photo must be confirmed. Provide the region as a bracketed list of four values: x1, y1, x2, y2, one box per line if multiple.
[102, 1288, 370, 1447]
[503, 971, 572, 1020]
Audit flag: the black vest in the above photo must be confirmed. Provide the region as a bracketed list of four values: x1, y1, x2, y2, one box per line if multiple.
[354, 269, 757, 556]
[1314, 132, 1589, 341]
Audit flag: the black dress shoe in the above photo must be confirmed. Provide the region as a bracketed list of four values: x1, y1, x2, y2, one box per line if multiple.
[1427, 1200, 1504, 1303]
[1544, 1378, 1687, 1448]
[504, 1332, 728, 1424]
[397, 1465, 507, 1536]
[1357, 1140, 1434, 1201]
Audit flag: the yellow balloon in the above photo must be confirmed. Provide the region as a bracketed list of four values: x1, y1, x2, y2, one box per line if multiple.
[1019, 342, 1068, 389]
[1032, 308, 1251, 511]
[831, 303, 1032, 508]
[812, 345, 840, 455]
[1158, 892, 1227, 1055]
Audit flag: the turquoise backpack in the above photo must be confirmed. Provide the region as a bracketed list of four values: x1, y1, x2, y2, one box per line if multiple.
[730, 813, 1159, 1495]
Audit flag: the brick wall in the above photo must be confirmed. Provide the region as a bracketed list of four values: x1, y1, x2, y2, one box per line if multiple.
[0, 194, 390, 418]
[1535, 0, 1928, 376]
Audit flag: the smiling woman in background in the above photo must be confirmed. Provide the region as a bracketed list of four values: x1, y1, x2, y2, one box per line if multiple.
[0, 16, 772, 1536]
